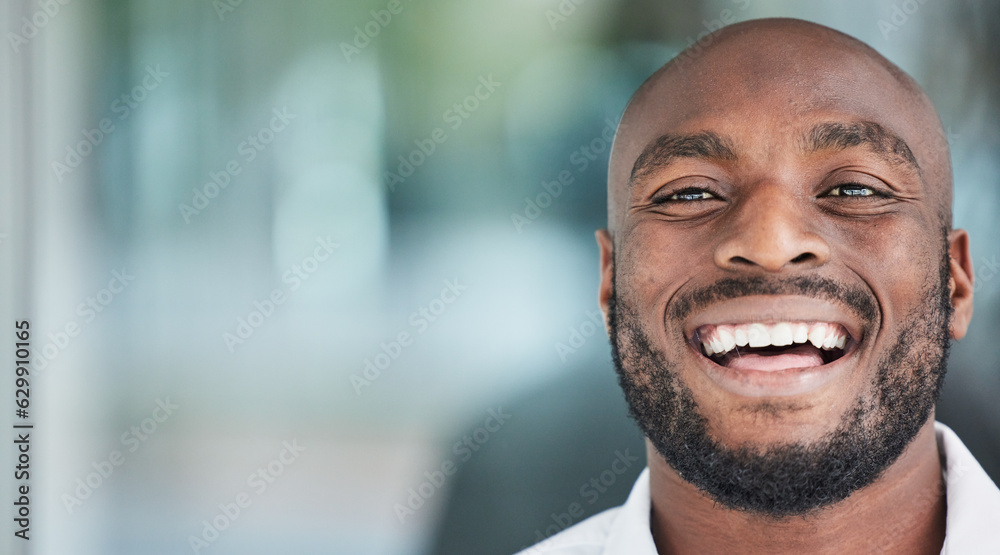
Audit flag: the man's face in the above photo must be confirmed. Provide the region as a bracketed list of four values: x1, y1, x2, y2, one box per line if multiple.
[599, 26, 973, 516]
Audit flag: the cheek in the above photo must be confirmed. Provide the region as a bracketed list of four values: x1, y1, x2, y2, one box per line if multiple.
[831, 215, 941, 327]
[617, 222, 709, 308]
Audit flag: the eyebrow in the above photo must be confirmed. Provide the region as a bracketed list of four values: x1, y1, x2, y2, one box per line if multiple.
[629, 132, 737, 184]
[804, 121, 921, 175]
[628, 120, 922, 186]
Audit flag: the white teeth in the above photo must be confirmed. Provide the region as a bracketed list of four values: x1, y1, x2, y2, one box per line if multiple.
[808, 324, 827, 349]
[698, 321, 849, 358]
[822, 327, 838, 349]
[793, 323, 809, 344]
[747, 323, 770, 347]
[771, 323, 793, 346]
[717, 326, 736, 353]
[734, 327, 749, 347]
[710, 336, 725, 354]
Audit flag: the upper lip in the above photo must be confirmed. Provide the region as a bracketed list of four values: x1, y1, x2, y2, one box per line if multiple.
[681, 295, 866, 348]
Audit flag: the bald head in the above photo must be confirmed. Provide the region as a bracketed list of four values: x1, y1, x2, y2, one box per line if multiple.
[607, 18, 953, 234]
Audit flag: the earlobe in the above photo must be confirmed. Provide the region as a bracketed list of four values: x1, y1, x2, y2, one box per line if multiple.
[596, 229, 614, 334]
[947, 229, 974, 340]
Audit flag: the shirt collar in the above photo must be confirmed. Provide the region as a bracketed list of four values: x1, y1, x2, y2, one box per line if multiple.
[601, 422, 1000, 554]
[936, 421, 1000, 554]
[602, 467, 658, 554]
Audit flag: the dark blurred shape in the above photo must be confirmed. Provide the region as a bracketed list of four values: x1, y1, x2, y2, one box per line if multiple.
[430, 359, 645, 555]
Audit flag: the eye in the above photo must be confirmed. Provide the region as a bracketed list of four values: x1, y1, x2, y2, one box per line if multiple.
[663, 188, 718, 202]
[643, 181, 727, 220]
[825, 183, 884, 198]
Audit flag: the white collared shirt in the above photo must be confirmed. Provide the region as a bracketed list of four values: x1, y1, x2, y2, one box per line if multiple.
[517, 422, 1000, 554]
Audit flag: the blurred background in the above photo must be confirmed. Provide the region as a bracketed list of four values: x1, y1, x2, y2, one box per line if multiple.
[1, 0, 997, 553]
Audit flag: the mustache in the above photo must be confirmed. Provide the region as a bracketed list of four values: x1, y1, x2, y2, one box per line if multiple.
[667, 275, 879, 329]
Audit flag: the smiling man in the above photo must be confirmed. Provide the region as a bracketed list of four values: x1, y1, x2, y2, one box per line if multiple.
[518, 17, 1000, 555]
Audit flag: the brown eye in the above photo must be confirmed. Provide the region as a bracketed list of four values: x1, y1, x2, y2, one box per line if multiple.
[646, 182, 727, 220]
[668, 188, 717, 202]
[826, 184, 880, 197]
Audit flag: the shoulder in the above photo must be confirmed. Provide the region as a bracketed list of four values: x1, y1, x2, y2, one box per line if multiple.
[514, 506, 621, 555]
[935, 421, 1000, 554]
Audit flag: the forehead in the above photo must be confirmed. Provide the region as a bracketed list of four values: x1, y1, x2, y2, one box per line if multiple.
[614, 51, 921, 174]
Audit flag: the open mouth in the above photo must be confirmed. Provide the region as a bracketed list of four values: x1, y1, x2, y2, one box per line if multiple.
[693, 322, 854, 372]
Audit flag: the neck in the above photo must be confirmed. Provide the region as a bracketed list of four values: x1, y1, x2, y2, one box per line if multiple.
[648, 418, 946, 555]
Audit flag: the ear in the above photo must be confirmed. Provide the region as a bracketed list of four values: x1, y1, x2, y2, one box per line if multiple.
[947, 229, 974, 340]
[596, 229, 614, 334]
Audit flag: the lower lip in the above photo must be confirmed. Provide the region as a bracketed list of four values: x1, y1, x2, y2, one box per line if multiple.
[691, 344, 854, 397]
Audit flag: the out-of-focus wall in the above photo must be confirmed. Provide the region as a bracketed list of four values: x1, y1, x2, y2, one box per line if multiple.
[1, 1, 996, 554]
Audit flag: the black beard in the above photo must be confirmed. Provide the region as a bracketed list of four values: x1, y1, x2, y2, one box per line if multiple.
[608, 243, 953, 517]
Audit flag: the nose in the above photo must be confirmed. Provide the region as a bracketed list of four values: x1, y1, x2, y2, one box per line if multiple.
[714, 187, 831, 272]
